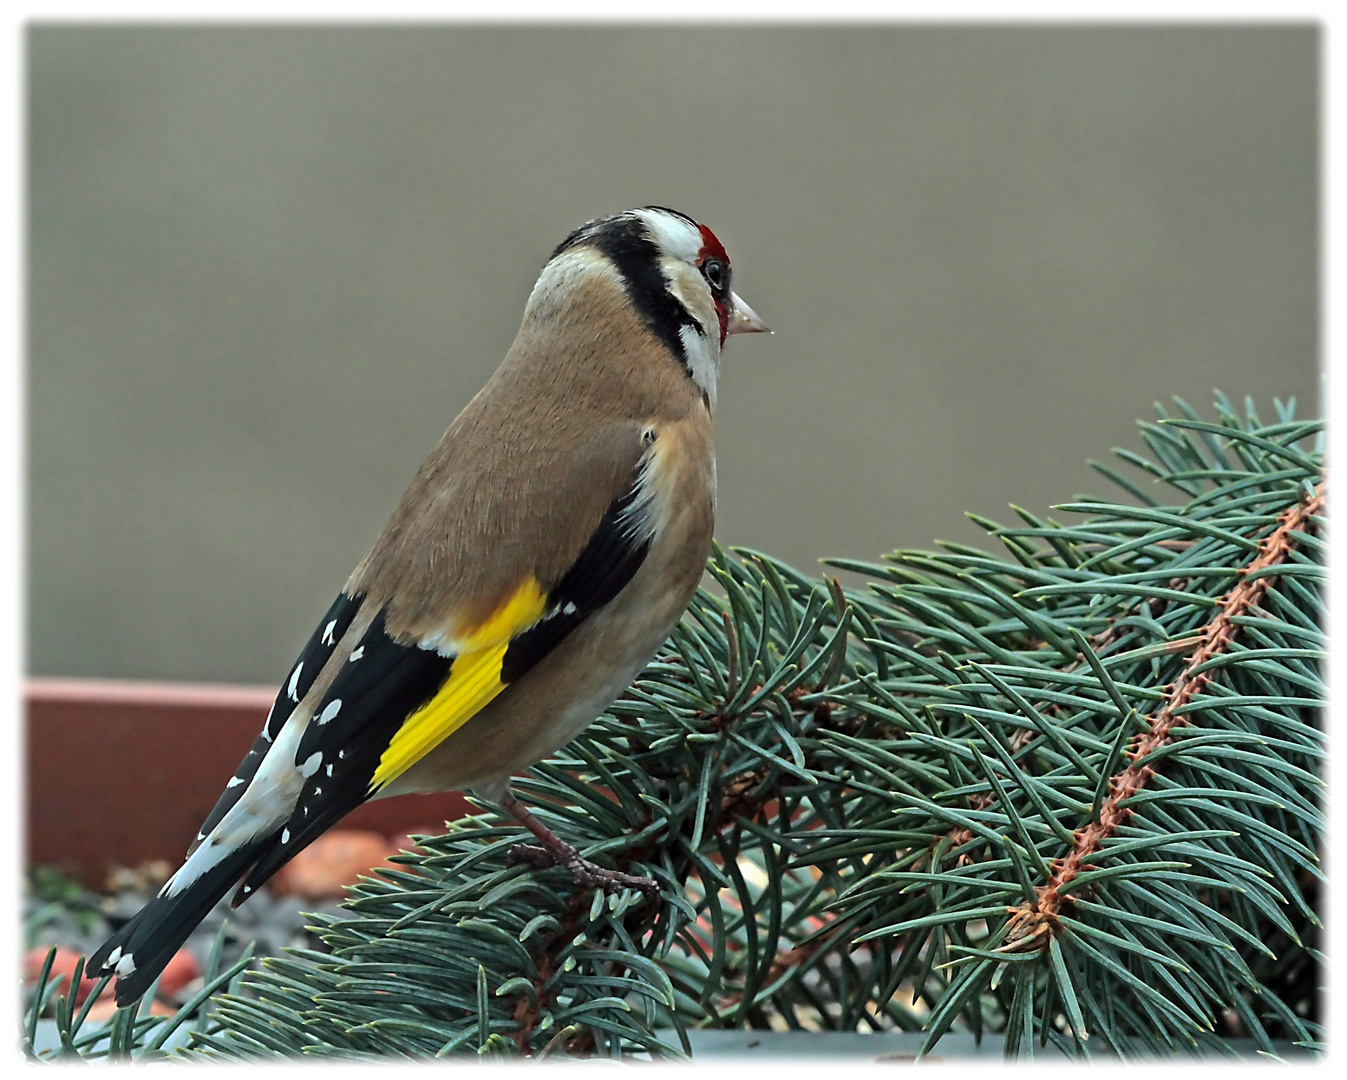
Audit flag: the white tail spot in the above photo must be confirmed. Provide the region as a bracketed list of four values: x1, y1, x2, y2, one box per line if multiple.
[287, 663, 304, 702]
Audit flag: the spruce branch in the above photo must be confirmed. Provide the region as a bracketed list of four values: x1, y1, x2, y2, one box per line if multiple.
[28, 395, 1322, 1062]
[1022, 479, 1326, 930]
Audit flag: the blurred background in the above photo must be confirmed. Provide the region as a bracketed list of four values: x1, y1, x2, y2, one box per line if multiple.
[28, 24, 1319, 686]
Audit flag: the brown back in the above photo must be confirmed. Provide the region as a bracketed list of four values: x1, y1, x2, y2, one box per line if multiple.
[347, 265, 704, 640]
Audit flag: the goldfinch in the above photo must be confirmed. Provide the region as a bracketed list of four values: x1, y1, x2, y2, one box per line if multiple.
[87, 206, 770, 1006]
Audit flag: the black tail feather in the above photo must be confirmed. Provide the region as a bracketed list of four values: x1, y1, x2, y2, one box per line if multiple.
[233, 794, 369, 904]
[86, 839, 271, 1007]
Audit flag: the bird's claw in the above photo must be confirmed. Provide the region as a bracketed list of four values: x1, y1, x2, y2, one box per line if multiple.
[507, 841, 659, 899]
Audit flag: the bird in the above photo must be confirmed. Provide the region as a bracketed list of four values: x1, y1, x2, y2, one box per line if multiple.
[85, 206, 770, 1007]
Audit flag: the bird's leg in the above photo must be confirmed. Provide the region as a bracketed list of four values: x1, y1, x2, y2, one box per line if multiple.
[500, 791, 659, 898]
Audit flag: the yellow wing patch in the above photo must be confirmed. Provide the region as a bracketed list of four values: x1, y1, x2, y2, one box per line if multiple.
[369, 577, 548, 791]
[454, 576, 549, 653]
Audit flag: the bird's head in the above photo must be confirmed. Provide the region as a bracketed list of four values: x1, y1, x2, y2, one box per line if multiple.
[528, 206, 769, 410]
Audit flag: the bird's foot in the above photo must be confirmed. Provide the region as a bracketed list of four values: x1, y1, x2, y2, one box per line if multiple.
[508, 840, 659, 898]
[499, 791, 658, 898]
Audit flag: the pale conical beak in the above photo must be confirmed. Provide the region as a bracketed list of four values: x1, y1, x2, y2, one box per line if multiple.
[727, 291, 772, 335]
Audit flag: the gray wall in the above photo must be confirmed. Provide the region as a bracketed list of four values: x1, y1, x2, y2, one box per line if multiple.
[28, 25, 1319, 685]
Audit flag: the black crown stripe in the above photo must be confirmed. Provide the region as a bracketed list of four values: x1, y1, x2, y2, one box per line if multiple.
[550, 212, 703, 366]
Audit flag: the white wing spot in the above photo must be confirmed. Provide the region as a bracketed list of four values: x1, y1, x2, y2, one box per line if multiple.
[563, 602, 577, 616]
[242, 884, 252, 894]
[287, 663, 304, 702]
[318, 699, 342, 725]
[314, 786, 322, 797]
[349, 645, 365, 663]
[226, 776, 245, 788]
[300, 751, 323, 778]
[322, 619, 338, 645]
[326, 764, 334, 777]
[338, 750, 346, 759]
[281, 828, 291, 844]
[261, 703, 275, 741]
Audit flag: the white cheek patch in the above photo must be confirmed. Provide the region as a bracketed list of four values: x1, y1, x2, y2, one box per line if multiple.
[679, 323, 720, 410]
[662, 261, 721, 409]
[662, 262, 716, 336]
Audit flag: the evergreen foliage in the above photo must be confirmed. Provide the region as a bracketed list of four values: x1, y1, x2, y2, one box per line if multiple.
[25, 394, 1324, 1061]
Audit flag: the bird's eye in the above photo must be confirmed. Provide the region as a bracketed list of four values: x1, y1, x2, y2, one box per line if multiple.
[702, 258, 726, 291]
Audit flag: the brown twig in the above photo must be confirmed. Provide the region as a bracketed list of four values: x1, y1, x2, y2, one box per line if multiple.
[1006, 482, 1325, 939]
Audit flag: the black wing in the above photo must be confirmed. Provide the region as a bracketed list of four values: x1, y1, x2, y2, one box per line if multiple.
[232, 464, 655, 897]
